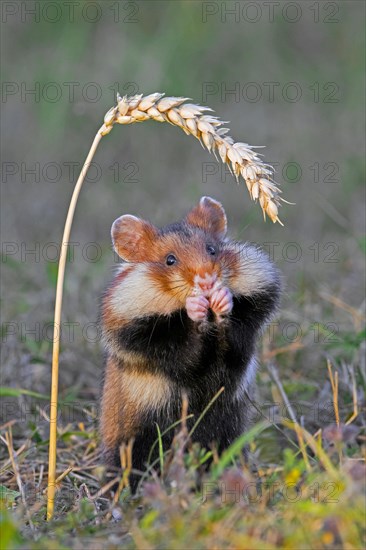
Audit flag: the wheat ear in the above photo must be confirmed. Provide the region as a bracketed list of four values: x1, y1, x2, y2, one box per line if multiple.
[102, 92, 283, 223]
[47, 92, 284, 520]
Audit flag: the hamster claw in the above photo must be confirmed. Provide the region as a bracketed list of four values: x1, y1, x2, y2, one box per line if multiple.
[186, 295, 209, 322]
[209, 287, 233, 317]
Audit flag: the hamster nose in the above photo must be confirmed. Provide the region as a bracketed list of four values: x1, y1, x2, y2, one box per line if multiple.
[196, 272, 217, 293]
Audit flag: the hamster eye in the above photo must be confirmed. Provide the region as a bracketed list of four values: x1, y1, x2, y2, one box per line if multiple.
[206, 244, 216, 256]
[166, 254, 177, 266]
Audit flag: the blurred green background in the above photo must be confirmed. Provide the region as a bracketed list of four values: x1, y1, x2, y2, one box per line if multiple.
[1, 1, 365, 398]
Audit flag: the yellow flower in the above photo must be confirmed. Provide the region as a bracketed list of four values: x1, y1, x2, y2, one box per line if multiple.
[322, 531, 335, 545]
[285, 468, 301, 485]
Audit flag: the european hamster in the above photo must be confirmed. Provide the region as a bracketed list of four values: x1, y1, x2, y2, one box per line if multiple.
[100, 196, 281, 488]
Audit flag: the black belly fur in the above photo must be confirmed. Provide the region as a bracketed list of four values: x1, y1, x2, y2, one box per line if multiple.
[102, 285, 280, 485]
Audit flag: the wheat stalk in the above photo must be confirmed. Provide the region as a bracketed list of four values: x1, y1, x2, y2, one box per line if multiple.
[47, 91, 285, 520]
[101, 92, 283, 223]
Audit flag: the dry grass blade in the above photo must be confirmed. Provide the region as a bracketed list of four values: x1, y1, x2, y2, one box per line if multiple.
[327, 359, 340, 427]
[268, 363, 311, 471]
[320, 292, 365, 331]
[114, 438, 134, 503]
[4, 428, 35, 531]
[282, 420, 339, 479]
[103, 92, 285, 224]
[345, 365, 359, 425]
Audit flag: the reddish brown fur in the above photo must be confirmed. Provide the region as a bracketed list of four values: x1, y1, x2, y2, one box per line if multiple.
[185, 197, 227, 238]
[145, 232, 224, 301]
[101, 355, 174, 457]
[100, 355, 138, 451]
[112, 216, 157, 262]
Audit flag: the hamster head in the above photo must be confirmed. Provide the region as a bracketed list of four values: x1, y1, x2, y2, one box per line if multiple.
[111, 196, 234, 308]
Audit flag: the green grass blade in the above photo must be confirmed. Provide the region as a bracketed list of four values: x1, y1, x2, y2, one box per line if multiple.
[188, 386, 225, 439]
[0, 387, 49, 400]
[211, 421, 270, 480]
[156, 423, 164, 472]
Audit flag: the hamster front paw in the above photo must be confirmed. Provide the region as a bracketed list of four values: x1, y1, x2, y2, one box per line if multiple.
[209, 287, 233, 318]
[186, 295, 209, 322]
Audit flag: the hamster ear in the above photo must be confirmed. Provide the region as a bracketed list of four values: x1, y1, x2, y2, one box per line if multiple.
[111, 215, 157, 261]
[185, 196, 227, 239]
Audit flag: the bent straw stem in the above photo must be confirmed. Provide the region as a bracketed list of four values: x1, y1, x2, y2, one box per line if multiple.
[46, 125, 105, 520]
[46, 91, 284, 520]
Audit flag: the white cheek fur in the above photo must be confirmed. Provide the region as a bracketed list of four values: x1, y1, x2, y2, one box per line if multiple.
[226, 243, 279, 296]
[110, 264, 181, 320]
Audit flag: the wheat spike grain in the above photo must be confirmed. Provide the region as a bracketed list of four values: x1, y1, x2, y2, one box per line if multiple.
[46, 91, 285, 520]
[102, 92, 284, 223]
